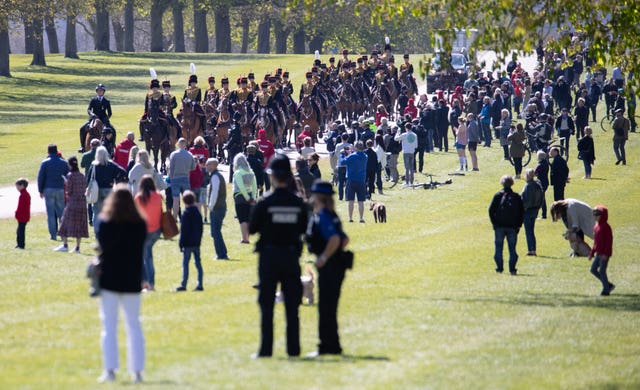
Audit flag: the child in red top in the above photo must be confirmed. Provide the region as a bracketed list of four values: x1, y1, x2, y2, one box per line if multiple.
[588, 205, 614, 296]
[14, 178, 31, 249]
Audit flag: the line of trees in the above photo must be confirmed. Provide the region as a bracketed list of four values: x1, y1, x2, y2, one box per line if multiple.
[0, 0, 435, 78]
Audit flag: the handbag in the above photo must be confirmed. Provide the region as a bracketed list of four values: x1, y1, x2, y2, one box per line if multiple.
[86, 257, 101, 298]
[85, 166, 99, 204]
[161, 210, 179, 239]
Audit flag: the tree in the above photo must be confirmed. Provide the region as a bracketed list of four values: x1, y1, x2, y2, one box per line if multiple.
[124, 0, 134, 51]
[94, 0, 110, 50]
[45, 15, 59, 53]
[256, 11, 270, 53]
[172, 0, 186, 52]
[30, 17, 46, 65]
[213, 2, 231, 53]
[193, 0, 208, 52]
[0, 15, 10, 77]
[150, 0, 170, 52]
[65, 12, 79, 58]
[292, 27, 305, 54]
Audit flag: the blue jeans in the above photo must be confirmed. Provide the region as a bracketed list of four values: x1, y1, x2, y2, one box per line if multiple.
[481, 122, 492, 146]
[181, 247, 203, 288]
[44, 188, 65, 240]
[403, 153, 415, 184]
[523, 209, 538, 252]
[613, 139, 626, 162]
[494, 227, 519, 273]
[337, 166, 347, 200]
[209, 208, 228, 259]
[590, 255, 611, 293]
[582, 159, 592, 177]
[142, 229, 161, 286]
[426, 128, 434, 152]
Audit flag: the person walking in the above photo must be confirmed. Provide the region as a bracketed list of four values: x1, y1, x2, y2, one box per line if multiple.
[55, 157, 89, 253]
[466, 113, 481, 171]
[113, 132, 137, 170]
[88, 146, 128, 224]
[128, 150, 165, 195]
[95, 184, 146, 383]
[488, 175, 524, 275]
[249, 154, 308, 358]
[134, 175, 163, 292]
[364, 139, 378, 199]
[507, 123, 526, 179]
[612, 108, 630, 165]
[341, 141, 368, 222]
[555, 107, 575, 159]
[14, 178, 30, 249]
[37, 144, 69, 241]
[81, 139, 100, 226]
[577, 126, 596, 178]
[394, 123, 418, 186]
[334, 133, 352, 200]
[176, 191, 204, 292]
[206, 158, 228, 260]
[306, 181, 351, 356]
[521, 168, 544, 256]
[549, 147, 569, 201]
[588, 205, 615, 296]
[534, 151, 550, 219]
[169, 138, 195, 219]
[232, 153, 258, 244]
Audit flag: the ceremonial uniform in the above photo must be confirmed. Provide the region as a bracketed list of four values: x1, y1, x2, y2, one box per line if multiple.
[400, 57, 418, 92]
[298, 75, 322, 123]
[161, 82, 181, 136]
[249, 155, 308, 357]
[183, 75, 207, 132]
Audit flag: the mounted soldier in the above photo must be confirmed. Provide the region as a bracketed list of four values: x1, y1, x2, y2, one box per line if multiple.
[161, 80, 181, 140]
[79, 84, 113, 152]
[139, 71, 163, 141]
[247, 72, 259, 92]
[203, 76, 219, 130]
[400, 53, 419, 93]
[337, 49, 351, 71]
[253, 81, 280, 133]
[182, 64, 207, 134]
[230, 76, 254, 119]
[299, 71, 322, 124]
[381, 36, 393, 64]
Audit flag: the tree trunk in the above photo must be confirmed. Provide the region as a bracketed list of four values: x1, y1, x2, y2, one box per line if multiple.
[24, 18, 34, 54]
[240, 13, 249, 54]
[112, 19, 124, 51]
[256, 15, 270, 54]
[193, 0, 208, 53]
[273, 19, 288, 54]
[0, 18, 10, 77]
[293, 28, 305, 54]
[124, 0, 134, 51]
[150, 0, 167, 52]
[308, 34, 324, 54]
[214, 4, 231, 53]
[64, 14, 79, 59]
[45, 16, 59, 54]
[30, 18, 46, 66]
[95, 0, 110, 51]
[172, 2, 185, 52]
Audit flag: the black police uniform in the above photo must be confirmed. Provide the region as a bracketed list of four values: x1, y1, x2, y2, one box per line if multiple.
[249, 174, 308, 357]
[225, 119, 243, 183]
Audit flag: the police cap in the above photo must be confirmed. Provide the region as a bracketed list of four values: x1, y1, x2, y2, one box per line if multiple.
[311, 180, 335, 195]
[266, 154, 292, 177]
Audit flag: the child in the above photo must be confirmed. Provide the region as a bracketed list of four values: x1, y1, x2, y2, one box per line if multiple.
[176, 191, 204, 292]
[588, 205, 614, 296]
[14, 178, 31, 249]
[577, 126, 595, 179]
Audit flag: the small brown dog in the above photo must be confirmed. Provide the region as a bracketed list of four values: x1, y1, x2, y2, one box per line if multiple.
[369, 201, 387, 223]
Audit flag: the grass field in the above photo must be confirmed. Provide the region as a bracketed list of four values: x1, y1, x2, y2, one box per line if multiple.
[1, 53, 639, 389]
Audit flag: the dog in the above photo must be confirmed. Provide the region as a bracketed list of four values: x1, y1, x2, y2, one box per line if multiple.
[301, 264, 315, 305]
[564, 230, 591, 257]
[369, 201, 387, 223]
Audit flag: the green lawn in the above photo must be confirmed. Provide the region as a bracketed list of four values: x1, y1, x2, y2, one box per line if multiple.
[0, 53, 639, 389]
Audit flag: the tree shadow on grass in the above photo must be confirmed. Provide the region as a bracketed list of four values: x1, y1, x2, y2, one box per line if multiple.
[437, 292, 640, 312]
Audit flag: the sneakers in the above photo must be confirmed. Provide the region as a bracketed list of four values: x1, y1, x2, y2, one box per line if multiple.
[54, 245, 68, 252]
[359, 219, 365, 223]
[602, 283, 616, 296]
[97, 371, 116, 383]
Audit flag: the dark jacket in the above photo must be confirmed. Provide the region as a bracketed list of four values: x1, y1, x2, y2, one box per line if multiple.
[420, 108, 436, 130]
[577, 136, 595, 164]
[37, 154, 69, 193]
[521, 180, 544, 210]
[365, 148, 378, 172]
[550, 155, 569, 186]
[88, 162, 128, 189]
[488, 188, 524, 229]
[88, 96, 112, 124]
[535, 159, 550, 190]
[179, 205, 203, 249]
[96, 218, 146, 293]
[247, 153, 265, 188]
[554, 114, 575, 134]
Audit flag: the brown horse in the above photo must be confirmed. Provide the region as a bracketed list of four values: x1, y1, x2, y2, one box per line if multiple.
[255, 106, 278, 145]
[299, 95, 320, 139]
[84, 117, 104, 152]
[140, 100, 171, 174]
[180, 99, 204, 146]
[336, 82, 355, 124]
[213, 96, 232, 164]
[399, 71, 416, 99]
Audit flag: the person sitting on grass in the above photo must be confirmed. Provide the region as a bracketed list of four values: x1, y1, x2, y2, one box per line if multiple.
[176, 191, 204, 292]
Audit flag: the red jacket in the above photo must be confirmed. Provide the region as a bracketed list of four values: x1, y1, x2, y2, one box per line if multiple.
[297, 129, 315, 148]
[189, 145, 210, 162]
[590, 205, 613, 258]
[189, 165, 204, 189]
[375, 111, 388, 126]
[257, 130, 275, 168]
[15, 188, 31, 223]
[403, 99, 418, 119]
[113, 138, 136, 169]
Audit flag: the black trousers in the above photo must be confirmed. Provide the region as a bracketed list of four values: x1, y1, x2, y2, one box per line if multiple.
[553, 184, 565, 201]
[16, 222, 26, 248]
[258, 247, 302, 357]
[317, 258, 346, 354]
[414, 147, 425, 173]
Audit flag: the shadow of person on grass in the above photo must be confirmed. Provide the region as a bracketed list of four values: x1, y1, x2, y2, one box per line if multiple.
[284, 354, 390, 363]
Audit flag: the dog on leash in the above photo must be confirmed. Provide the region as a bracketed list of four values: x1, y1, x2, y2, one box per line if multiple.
[369, 201, 387, 223]
[564, 230, 591, 257]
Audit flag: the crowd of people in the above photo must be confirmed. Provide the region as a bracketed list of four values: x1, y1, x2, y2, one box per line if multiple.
[13, 37, 635, 382]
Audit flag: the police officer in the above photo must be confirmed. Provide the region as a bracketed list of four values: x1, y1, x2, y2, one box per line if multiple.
[306, 180, 350, 356]
[79, 84, 113, 152]
[249, 154, 308, 358]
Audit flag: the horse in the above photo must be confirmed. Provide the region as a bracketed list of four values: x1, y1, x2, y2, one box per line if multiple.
[255, 106, 278, 145]
[336, 82, 355, 124]
[84, 117, 104, 152]
[180, 98, 204, 146]
[282, 96, 298, 147]
[140, 99, 170, 174]
[399, 71, 416, 99]
[298, 95, 320, 139]
[213, 96, 233, 164]
[231, 100, 254, 145]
